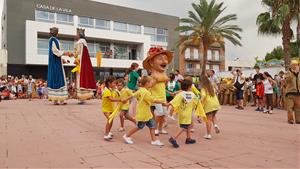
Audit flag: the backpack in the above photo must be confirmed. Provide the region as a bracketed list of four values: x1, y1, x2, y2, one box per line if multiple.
[234, 76, 244, 90]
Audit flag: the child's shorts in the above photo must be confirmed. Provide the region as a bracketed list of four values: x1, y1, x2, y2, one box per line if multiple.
[137, 118, 156, 129]
[256, 96, 263, 100]
[153, 104, 167, 117]
[180, 124, 191, 129]
[166, 96, 173, 102]
[206, 110, 218, 116]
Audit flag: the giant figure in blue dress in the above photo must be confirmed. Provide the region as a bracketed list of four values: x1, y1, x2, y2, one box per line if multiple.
[47, 27, 69, 105]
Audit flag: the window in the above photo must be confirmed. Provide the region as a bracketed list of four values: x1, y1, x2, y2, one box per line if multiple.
[114, 45, 128, 59]
[196, 64, 200, 69]
[186, 63, 193, 73]
[95, 19, 110, 30]
[56, 13, 73, 25]
[213, 65, 220, 72]
[144, 27, 156, 41]
[214, 50, 220, 61]
[206, 64, 210, 70]
[99, 43, 111, 58]
[194, 49, 199, 59]
[186, 63, 193, 69]
[114, 22, 127, 32]
[87, 43, 97, 57]
[37, 38, 49, 55]
[60, 40, 74, 52]
[184, 48, 191, 59]
[35, 10, 54, 23]
[128, 24, 141, 34]
[207, 50, 212, 60]
[79, 16, 94, 27]
[156, 28, 168, 42]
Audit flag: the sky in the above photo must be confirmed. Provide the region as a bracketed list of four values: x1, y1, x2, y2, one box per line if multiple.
[0, 0, 284, 63]
[92, 0, 283, 63]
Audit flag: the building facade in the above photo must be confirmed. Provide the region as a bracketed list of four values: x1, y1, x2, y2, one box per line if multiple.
[4, 0, 179, 80]
[179, 42, 225, 76]
[0, 0, 7, 76]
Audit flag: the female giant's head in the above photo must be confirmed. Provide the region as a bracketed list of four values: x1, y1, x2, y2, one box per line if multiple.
[76, 28, 86, 40]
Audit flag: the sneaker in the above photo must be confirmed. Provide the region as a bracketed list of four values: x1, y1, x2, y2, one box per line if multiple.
[214, 125, 220, 134]
[104, 135, 112, 141]
[78, 100, 85, 105]
[108, 132, 114, 137]
[118, 127, 125, 132]
[168, 137, 179, 148]
[123, 134, 133, 144]
[151, 140, 164, 146]
[268, 110, 273, 114]
[154, 129, 160, 136]
[255, 108, 260, 111]
[190, 128, 195, 133]
[263, 109, 269, 113]
[159, 130, 168, 134]
[203, 134, 212, 140]
[185, 138, 196, 144]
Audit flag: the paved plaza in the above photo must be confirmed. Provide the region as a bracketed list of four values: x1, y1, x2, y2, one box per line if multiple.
[0, 99, 299, 168]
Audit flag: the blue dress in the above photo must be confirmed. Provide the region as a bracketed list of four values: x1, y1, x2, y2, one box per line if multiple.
[47, 37, 68, 101]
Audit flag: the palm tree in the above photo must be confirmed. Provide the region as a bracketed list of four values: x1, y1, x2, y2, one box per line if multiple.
[176, 0, 242, 76]
[257, 0, 299, 70]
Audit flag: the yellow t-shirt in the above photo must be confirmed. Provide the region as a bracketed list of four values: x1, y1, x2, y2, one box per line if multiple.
[201, 88, 220, 113]
[102, 88, 115, 113]
[192, 84, 200, 96]
[150, 82, 166, 102]
[170, 91, 199, 124]
[120, 87, 133, 110]
[133, 87, 155, 121]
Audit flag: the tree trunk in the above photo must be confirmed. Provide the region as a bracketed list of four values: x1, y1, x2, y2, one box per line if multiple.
[297, 13, 300, 57]
[282, 15, 293, 70]
[201, 39, 208, 76]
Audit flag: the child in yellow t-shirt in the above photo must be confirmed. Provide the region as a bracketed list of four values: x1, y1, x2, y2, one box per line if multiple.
[168, 79, 205, 148]
[123, 76, 166, 146]
[116, 78, 136, 132]
[102, 76, 124, 141]
[200, 76, 221, 140]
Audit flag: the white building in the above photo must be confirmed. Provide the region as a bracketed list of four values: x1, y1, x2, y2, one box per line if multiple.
[5, 0, 179, 80]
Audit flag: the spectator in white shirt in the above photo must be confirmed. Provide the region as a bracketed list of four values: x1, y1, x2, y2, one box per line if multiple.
[262, 72, 276, 114]
[174, 70, 184, 83]
[232, 68, 245, 110]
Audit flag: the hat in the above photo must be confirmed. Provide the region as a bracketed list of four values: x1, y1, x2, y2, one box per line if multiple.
[290, 60, 299, 65]
[142, 47, 173, 70]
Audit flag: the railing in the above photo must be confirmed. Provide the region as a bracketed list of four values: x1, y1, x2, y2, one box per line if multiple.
[185, 68, 201, 75]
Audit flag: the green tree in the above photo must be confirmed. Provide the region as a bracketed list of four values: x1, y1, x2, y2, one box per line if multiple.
[265, 46, 284, 61]
[264, 42, 299, 61]
[176, 0, 242, 75]
[290, 41, 300, 58]
[257, 0, 300, 70]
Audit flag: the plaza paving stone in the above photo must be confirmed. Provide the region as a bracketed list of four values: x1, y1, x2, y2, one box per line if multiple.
[0, 99, 299, 168]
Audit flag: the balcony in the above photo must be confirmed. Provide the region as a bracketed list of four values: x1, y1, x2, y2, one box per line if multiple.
[208, 59, 222, 64]
[185, 57, 201, 62]
[185, 68, 201, 75]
